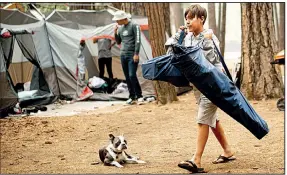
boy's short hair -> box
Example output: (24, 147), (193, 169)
(184, 4), (207, 24)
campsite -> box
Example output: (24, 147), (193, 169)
(0, 92), (284, 174)
(0, 2), (285, 174)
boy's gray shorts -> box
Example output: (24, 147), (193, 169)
(193, 63), (223, 128)
(194, 89), (218, 128)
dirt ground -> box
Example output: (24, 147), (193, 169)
(0, 91), (284, 174)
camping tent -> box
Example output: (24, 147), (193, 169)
(0, 8), (155, 112)
(45, 9), (155, 99)
(0, 26), (57, 116)
(0, 9), (93, 116)
(44, 9), (154, 94)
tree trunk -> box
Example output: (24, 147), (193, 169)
(208, 3), (217, 36)
(220, 3), (226, 56)
(279, 3), (285, 50)
(122, 3), (146, 16)
(217, 3), (222, 38)
(121, 3), (131, 14)
(111, 3), (122, 10)
(163, 3), (172, 37)
(241, 3), (283, 100)
(144, 3), (178, 105)
(170, 3), (184, 35)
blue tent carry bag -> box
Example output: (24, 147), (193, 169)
(142, 31), (189, 87)
(171, 44), (269, 139)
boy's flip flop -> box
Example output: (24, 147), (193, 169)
(178, 160), (206, 173)
(212, 155), (236, 164)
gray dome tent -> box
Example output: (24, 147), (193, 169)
(0, 26), (57, 117)
(0, 8), (156, 117)
(44, 9), (155, 100)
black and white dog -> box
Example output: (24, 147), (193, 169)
(99, 134), (146, 168)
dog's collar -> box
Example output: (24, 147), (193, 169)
(109, 148), (122, 154)
(112, 149), (122, 154)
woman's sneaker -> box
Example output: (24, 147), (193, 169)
(126, 98), (136, 105)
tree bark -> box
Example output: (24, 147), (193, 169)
(208, 3), (217, 36)
(111, 3), (122, 10)
(279, 3), (285, 50)
(220, 3), (226, 56)
(122, 3), (146, 16)
(144, 3), (178, 105)
(241, 3), (283, 100)
(163, 3), (172, 37)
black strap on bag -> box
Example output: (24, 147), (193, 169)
(172, 29), (186, 54)
(211, 39), (233, 81)
(178, 30), (186, 45)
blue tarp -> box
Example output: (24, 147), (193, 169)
(170, 44), (269, 139)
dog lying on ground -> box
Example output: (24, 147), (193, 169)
(99, 134), (146, 168)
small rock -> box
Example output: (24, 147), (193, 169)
(81, 138), (86, 140)
(45, 141), (52, 144)
(44, 129), (54, 133)
(254, 145), (261, 147)
(41, 121), (49, 124)
(58, 155), (65, 158)
(61, 158), (66, 160)
(252, 167), (259, 169)
(148, 110), (152, 112)
(51, 107), (55, 110)
(41, 162), (51, 165)
(22, 144), (26, 147)
(10, 163), (14, 165)
(136, 122), (142, 125)
(91, 162), (100, 165)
